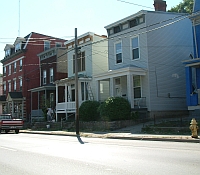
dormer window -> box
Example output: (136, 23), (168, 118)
(44, 41), (50, 51)
(15, 42), (21, 52)
(114, 26), (121, 34)
(5, 49), (10, 57)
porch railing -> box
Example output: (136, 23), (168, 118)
(56, 102), (76, 112)
(134, 97), (146, 108)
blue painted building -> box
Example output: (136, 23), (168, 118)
(183, 0), (200, 112)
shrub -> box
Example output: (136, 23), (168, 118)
(79, 100), (100, 121)
(98, 97), (131, 121)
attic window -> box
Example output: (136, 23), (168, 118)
(114, 26), (121, 34)
(44, 41), (50, 51)
(130, 19), (138, 28)
(15, 43), (21, 52)
(5, 49), (10, 57)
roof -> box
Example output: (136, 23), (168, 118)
(8, 92), (23, 99)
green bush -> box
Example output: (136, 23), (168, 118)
(79, 100), (100, 121)
(98, 97), (131, 121)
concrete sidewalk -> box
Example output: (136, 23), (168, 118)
(20, 129), (200, 143)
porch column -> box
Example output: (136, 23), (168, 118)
(12, 101), (14, 117)
(56, 84), (58, 121)
(96, 80), (100, 102)
(185, 67), (193, 106)
(110, 77), (114, 97)
(37, 91), (40, 117)
(68, 84), (71, 101)
(65, 83), (68, 103)
(127, 74), (134, 108)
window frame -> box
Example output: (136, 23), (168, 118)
(73, 51), (86, 73)
(15, 42), (21, 52)
(19, 78), (22, 91)
(13, 79), (16, 91)
(14, 62), (17, 73)
(3, 66), (6, 77)
(8, 65), (11, 75)
(133, 75), (141, 99)
(44, 41), (50, 51)
(131, 36), (140, 60)
(115, 41), (123, 64)
(19, 59), (22, 71)
(50, 68), (53, 83)
(43, 70), (47, 85)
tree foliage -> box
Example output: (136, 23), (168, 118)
(98, 97), (131, 121)
(168, 0), (194, 14)
(79, 100), (100, 121)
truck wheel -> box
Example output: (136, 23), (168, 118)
(15, 129), (19, 134)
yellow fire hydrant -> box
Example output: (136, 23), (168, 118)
(189, 118), (198, 138)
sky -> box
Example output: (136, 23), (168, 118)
(0, 0), (183, 74)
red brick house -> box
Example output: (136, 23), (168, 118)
(29, 47), (68, 121)
(0, 32), (66, 120)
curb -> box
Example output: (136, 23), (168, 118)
(20, 130), (200, 143)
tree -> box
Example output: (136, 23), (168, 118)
(168, 0), (194, 14)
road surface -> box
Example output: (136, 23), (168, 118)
(0, 133), (199, 175)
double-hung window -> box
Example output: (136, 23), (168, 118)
(43, 70), (47, 84)
(73, 51), (85, 73)
(50, 68), (53, 83)
(8, 81), (11, 92)
(19, 78), (22, 91)
(19, 59), (22, 70)
(131, 36), (139, 60)
(8, 65), (11, 75)
(115, 42), (122, 64)
(15, 43), (21, 52)
(13, 79), (16, 91)
(14, 62), (16, 73)
(133, 75), (141, 98)
(5, 49), (10, 57)
(3, 66), (6, 76)
(3, 82), (6, 94)
(44, 41), (50, 51)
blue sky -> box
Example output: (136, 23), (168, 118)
(0, 0), (183, 73)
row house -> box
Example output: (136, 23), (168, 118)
(183, 0), (200, 116)
(94, 0), (194, 118)
(54, 32), (108, 121)
(29, 47), (68, 120)
(0, 32), (66, 120)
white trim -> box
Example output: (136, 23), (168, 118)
(23, 33), (32, 49)
(3, 56), (25, 67)
(130, 35), (140, 61)
(114, 40), (123, 64)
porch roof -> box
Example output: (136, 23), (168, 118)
(28, 84), (55, 92)
(182, 58), (200, 67)
(93, 66), (147, 81)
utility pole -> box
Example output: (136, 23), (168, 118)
(75, 28), (79, 135)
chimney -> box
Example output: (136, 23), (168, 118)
(153, 0), (167, 12)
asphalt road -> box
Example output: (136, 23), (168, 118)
(0, 133), (200, 175)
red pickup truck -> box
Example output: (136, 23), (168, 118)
(0, 114), (23, 134)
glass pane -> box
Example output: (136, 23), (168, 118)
(115, 43), (122, 53)
(132, 48), (139, 59)
(116, 53), (122, 63)
(132, 37), (138, 48)
(134, 87), (141, 98)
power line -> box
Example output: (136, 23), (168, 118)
(117, 0), (154, 9)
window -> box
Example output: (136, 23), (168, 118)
(9, 65), (11, 75)
(130, 19), (138, 28)
(15, 43), (21, 52)
(133, 76), (141, 98)
(44, 41), (50, 51)
(3, 82), (6, 94)
(3, 66), (6, 76)
(114, 26), (121, 33)
(50, 68), (53, 83)
(55, 42), (62, 47)
(8, 81), (11, 92)
(131, 37), (139, 60)
(73, 51), (86, 73)
(19, 59), (22, 70)
(13, 79), (16, 91)
(14, 62), (16, 73)
(19, 78), (22, 91)
(43, 70), (47, 84)
(5, 49), (10, 57)
(115, 42), (122, 64)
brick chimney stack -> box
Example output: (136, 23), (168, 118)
(153, 0), (167, 12)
